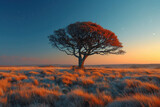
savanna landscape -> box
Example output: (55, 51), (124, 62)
(0, 65), (160, 107)
(1, 0), (160, 107)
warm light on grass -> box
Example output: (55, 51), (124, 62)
(0, 66), (159, 106)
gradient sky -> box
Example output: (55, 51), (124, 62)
(0, 0), (160, 65)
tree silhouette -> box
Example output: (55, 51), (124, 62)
(48, 22), (125, 68)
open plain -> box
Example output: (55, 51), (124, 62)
(0, 65), (160, 107)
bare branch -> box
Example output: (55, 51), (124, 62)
(48, 22), (125, 67)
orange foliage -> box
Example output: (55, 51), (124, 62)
(73, 21), (123, 47)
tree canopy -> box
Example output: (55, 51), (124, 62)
(48, 22), (125, 68)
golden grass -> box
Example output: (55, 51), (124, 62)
(0, 79), (11, 92)
(125, 79), (159, 90)
(0, 97), (7, 104)
(29, 71), (40, 75)
(71, 89), (105, 106)
(78, 76), (94, 86)
(125, 79), (142, 88)
(46, 76), (55, 81)
(60, 75), (77, 85)
(113, 94), (160, 107)
(92, 71), (103, 77)
(0, 66), (159, 106)
(0, 88), (3, 96)
(33, 79), (39, 85)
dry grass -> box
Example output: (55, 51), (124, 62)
(0, 79), (11, 92)
(33, 79), (39, 85)
(46, 76), (55, 81)
(78, 76), (94, 86)
(0, 66), (159, 107)
(29, 71), (40, 75)
(69, 89), (105, 106)
(108, 93), (160, 107)
(8, 86), (62, 106)
(0, 88), (3, 96)
(59, 74), (77, 85)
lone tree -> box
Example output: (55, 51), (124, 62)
(48, 22), (125, 68)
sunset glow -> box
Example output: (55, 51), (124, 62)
(0, 0), (160, 65)
(1, 1), (160, 106)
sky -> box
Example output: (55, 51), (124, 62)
(0, 0), (160, 65)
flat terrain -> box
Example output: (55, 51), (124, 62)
(0, 66), (160, 107)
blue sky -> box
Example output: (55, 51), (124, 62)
(0, 0), (160, 65)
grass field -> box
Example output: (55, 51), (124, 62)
(0, 66), (160, 107)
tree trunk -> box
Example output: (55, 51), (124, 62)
(78, 55), (88, 69)
(78, 57), (84, 68)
